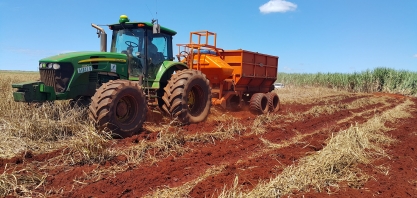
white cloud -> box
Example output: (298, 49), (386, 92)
(259, 0), (297, 14)
(413, 54), (417, 58)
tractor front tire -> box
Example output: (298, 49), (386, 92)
(249, 93), (269, 115)
(161, 69), (211, 124)
(265, 92), (280, 112)
(89, 80), (147, 138)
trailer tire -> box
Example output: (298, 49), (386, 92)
(161, 69), (211, 124)
(242, 93), (253, 103)
(249, 93), (268, 115)
(265, 92), (280, 112)
(89, 80), (147, 138)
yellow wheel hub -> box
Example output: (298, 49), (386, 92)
(188, 91), (195, 107)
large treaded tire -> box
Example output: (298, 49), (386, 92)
(161, 69), (211, 124)
(88, 80), (147, 138)
(249, 93), (269, 115)
(265, 92), (280, 112)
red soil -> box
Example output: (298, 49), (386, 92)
(2, 93), (416, 197)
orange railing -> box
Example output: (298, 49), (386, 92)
(176, 31), (224, 70)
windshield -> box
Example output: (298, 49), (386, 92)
(110, 29), (145, 55)
(111, 29), (173, 59)
(110, 28), (174, 78)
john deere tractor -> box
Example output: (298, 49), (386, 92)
(12, 15), (212, 137)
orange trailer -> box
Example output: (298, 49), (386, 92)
(177, 31), (280, 114)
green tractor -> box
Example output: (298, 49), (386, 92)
(12, 15), (212, 137)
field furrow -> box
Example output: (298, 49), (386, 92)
(1, 72), (416, 198)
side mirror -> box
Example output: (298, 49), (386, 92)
(153, 23), (160, 34)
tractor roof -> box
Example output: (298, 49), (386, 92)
(109, 22), (177, 36)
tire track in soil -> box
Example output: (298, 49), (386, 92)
(272, 94), (367, 116)
(188, 95), (401, 197)
(0, 93), (402, 197)
(64, 94), (402, 198)
(291, 96), (417, 197)
(68, 134), (264, 197)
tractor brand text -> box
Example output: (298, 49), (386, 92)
(78, 65), (93, 74)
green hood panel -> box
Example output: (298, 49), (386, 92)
(149, 61), (188, 88)
(40, 51), (127, 62)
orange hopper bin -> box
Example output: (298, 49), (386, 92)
(177, 31), (278, 109)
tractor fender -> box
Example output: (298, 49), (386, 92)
(150, 61), (188, 88)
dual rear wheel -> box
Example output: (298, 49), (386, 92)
(88, 69), (212, 138)
(249, 92), (280, 115)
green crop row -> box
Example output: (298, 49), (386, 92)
(277, 67), (417, 96)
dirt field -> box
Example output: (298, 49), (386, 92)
(1, 86), (417, 197)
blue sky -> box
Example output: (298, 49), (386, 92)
(0, 0), (416, 73)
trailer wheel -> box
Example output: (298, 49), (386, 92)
(249, 93), (269, 115)
(265, 92), (280, 112)
(89, 80), (147, 138)
(242, 93), (253, 103)
(161, 69), (211, 124)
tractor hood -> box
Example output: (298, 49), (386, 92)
(40, 51), (127, 62)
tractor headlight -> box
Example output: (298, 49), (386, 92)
(47, 63), (53, 69)
(52, 63), (60, 70)
(39, 63), (42, 69)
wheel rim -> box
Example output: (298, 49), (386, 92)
(188, 85), (204, 116)
(116, 95), (135, 123)
(188, 90), (196, 108)
(272, 95), (279, 109)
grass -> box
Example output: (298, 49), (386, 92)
(121, 122), (188, 165)
(219, 98), (414, 197)
(278, 67), (417, 96)
(250, 113), (280, 135)
(0, 72), (114, 164)
(0, 164), (48, 197)
(143, 165), (227, 198)
(0, 70), (415, 197)
(185, 115), (247, 143)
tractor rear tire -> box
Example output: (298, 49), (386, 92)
(161, 69), (211, 124)
(265, 92), (280, 112)
(88, 80), (147, 138)
(249, 93), (269, 115)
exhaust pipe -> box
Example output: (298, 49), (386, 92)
(91, 23), (107, 52)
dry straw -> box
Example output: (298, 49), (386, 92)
(1, 71), (415, 197)
(219, 99), (413, 197)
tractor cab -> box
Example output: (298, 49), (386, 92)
(108, 15), (176, 80)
